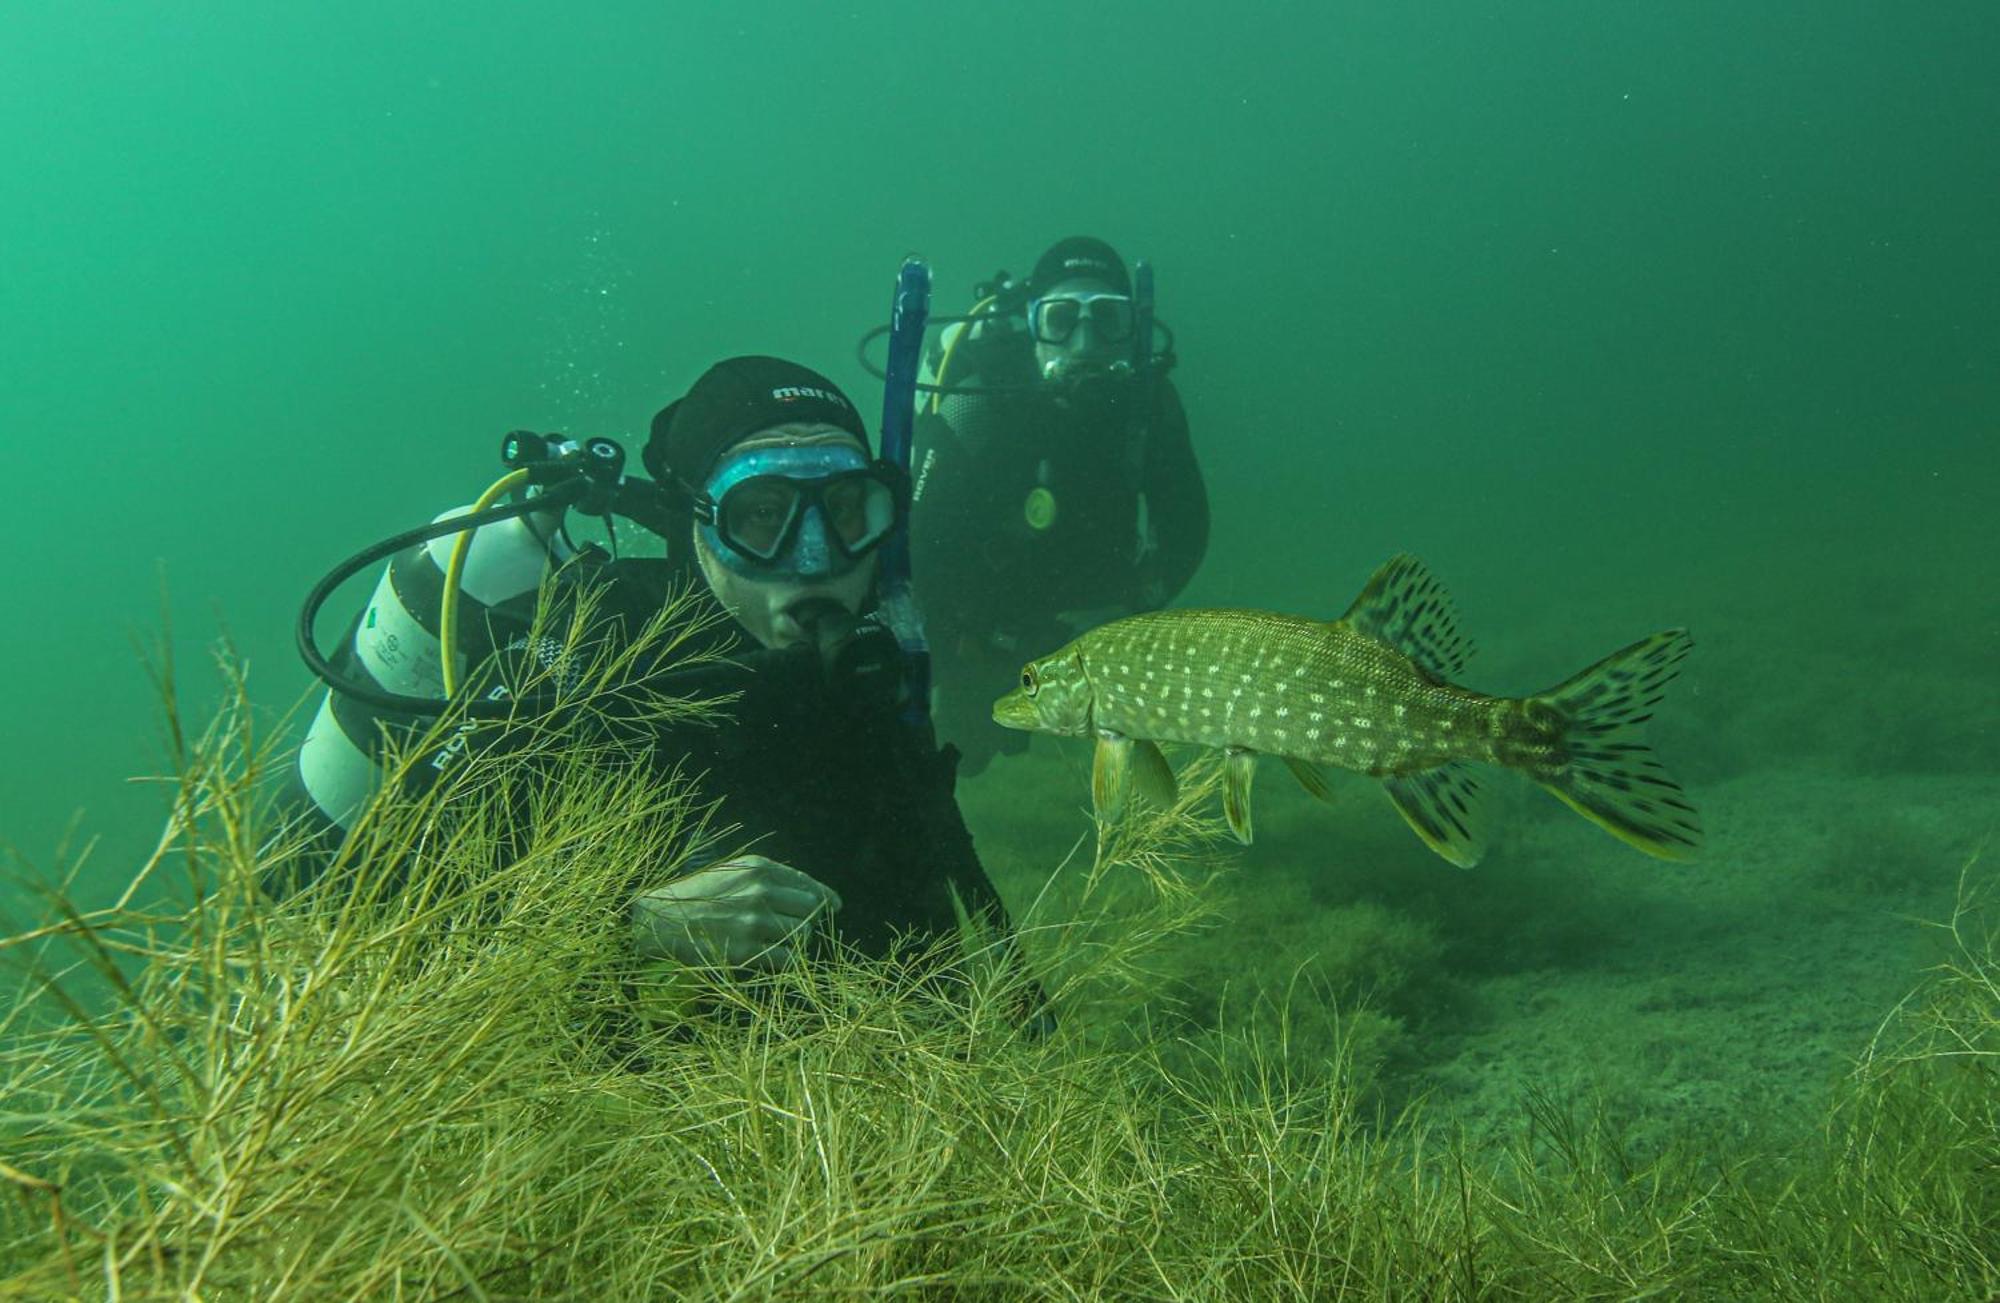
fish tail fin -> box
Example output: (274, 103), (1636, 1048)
(1524, 629), (1703, 861)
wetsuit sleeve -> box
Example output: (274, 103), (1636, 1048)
(1137, 379), (1209, 606)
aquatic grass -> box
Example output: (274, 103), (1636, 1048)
(1457, 847), (1999, 1301)
(2, 598), (1996, 1297)
(1795, 849), (2000, 1292)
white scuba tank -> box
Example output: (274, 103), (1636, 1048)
(295, 502), (571, 832)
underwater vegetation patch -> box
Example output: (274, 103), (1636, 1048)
(1, 622), (1995, 1299)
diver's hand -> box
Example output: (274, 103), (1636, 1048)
(631, 855), (843, 973)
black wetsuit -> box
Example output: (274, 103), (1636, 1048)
(911, 327), (1209, 761)
(277, 552), (1015, 960)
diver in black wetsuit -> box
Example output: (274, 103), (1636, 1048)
(285, 356), (1019, 987)
(911, 237), (1210, 774)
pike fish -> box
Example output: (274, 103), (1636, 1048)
(990, 555), (1701, 866)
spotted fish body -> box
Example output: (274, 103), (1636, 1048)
(1080, 609), (1502, 773)
(992, 555), (1702, 866)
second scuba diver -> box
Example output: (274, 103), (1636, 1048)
(285, 356), (1027, 1010)
(909, 236), (1210, 773)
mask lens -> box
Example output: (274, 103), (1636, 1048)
(1086, 295), (1134, 342)
(718, 479), (801, 560)
(1033, 297), (1083, 343)
(821, 474), (897, 555)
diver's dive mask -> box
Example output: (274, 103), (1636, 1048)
(693, 444), (903, 577)
(1027, 291), (1135, 347)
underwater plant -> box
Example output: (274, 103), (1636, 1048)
(1, 600), (1994, 1298)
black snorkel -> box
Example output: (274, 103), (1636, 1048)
(1124, 259), (1160, 475)
(1130, 259), (1156, 381)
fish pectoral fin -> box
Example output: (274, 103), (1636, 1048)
(1283, 757), (1338, 805)
(1130, 739), (1179, 809)
(1381, 763), (1490, 869)
(1092, 733), (1133, 823)
(1222, 748), (1257, 845)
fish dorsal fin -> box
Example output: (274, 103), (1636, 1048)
(1338, 554), (1473, 681)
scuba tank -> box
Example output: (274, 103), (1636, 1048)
(293, 434), (644, 836)
(293, 499), (571, 832)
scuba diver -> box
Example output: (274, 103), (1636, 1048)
(907, 236), (1210, 773)
(285, 351), (1027, 1004)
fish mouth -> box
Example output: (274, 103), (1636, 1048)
(991, 688), (1038, 731)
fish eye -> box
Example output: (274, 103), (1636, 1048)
(1021, 667), (1039, 696)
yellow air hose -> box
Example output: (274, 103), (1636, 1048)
(927, 293), (998, 415)
(439, 468), (534, 698)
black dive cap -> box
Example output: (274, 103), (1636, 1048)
(1028, 236), (1130, 296)
(644, 355), (870, 487)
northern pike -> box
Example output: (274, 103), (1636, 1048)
(990, 555), (1701, 866)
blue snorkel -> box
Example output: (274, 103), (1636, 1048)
(877, 256), (933, 726)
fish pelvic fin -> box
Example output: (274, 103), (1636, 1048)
(1382, 763), (1489, 868)
(1338, 554), (1474, 681)
(1283, 756), (1338, 804)
(1131, 739), (1179, 809)
(1223, 748), (1257, 844)
(1527, 629), (1703, 861)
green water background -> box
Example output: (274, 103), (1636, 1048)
(3, 1), (1994, 1138)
